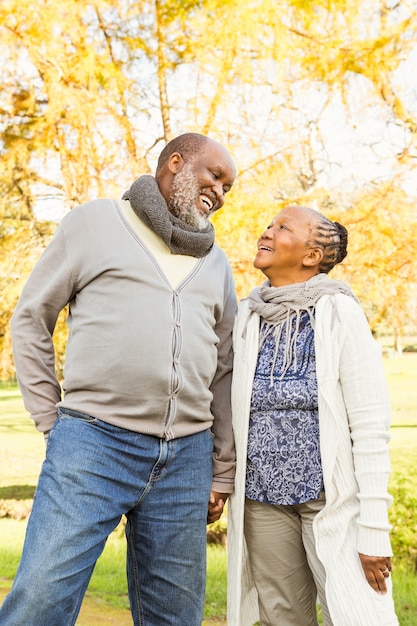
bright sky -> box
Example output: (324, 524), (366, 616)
(30, 41), (417, 222)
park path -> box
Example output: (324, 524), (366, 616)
(0, 580), (226, 625)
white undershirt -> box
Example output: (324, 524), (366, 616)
(117, 199), (199, 289)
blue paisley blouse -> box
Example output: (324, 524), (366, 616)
(245, 311), (323, 505)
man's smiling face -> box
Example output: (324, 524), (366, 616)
(168, 163), (215, 230)
(167, 140), (235, 231)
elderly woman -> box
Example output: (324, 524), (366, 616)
(227, 206), (398, 626)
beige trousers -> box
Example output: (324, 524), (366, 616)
(244, 493), (333, 626)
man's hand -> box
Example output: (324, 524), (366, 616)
(207, 490), (228, 524)
(359, 553), (392, 594)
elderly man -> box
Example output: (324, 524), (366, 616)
(0, 133), (237, 626)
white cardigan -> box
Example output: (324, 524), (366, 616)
(227, 294), (398, 626)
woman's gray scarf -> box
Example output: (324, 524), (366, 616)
(248, 273), (358, 382)
(122, 175), (215, 258)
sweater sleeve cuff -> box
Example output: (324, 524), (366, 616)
(211, 477), (235, 495)
(357, 525), (393, 557)
(356, 490), (393, 556)
(32, 410), (58, 433)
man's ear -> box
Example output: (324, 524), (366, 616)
(303, 247), (323, 268)
(167, 152), (184, 174)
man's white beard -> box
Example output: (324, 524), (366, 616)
(168, 166), (210, 231)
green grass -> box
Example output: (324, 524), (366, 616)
(1, 353), (417, 622)
(205, 545), (228, 620)
(384, 353), (417, 427)
(0, 519), (27, 578)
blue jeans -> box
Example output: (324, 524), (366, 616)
(0, 409), (213, 625)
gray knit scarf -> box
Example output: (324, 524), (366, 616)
(248, 273), (358, 381)
(122, 175), (214, 258)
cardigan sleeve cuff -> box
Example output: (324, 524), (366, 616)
(357, 525), (393, 557)
(356, 491), (393, 556)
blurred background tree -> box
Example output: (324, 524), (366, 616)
(1, 0), (416, 378)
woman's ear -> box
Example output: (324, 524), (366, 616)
(302, 247), (323, 268)
(167, 152), (184, 174)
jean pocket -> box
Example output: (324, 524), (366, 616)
(58, 407), (98, 423)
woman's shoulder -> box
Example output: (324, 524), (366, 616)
(318, 291), (363, 315)
(233, 297), (260, 344)
(317, 292), (372, 339)
(237, 296), (251, 310)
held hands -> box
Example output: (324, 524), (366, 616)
(207, 490), (228, 524)
(359, 553), (392, 595)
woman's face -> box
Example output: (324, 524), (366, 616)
(254, 206), (320, 286)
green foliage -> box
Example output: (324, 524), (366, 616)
(388, 424), (417, 572)
(205, 545), (228, 619)
(86, 525), (130, 611)
(383, 354), (417, 572)
(0, 519), (26, 578)
(207, 514), (228, 547)
(392, 569), (417, 626)
(389, 462), (417, 572)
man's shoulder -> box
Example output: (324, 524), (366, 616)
(209, 242), (231, 262)
(66, 198), (116, 217)
(206, 244), (234, 277)
(60, 199), (119, 230)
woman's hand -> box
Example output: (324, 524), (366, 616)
(359, 553), (392, 594)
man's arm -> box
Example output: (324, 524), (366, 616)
(11, 224), (75, 433)
(209, 264), (237, 498)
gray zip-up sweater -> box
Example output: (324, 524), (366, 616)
(11, 199), (237, 492)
